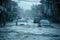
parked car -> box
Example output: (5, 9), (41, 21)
(39, 19), (51, 27)
(17, 19), (28, 26)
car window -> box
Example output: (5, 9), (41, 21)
(40, 20), (50, 24)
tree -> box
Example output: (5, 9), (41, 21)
(40, 0), (60, 23)
(0, 0), (11, 26)
(0, 0), (21, 27)
(31, 4), (43, 23)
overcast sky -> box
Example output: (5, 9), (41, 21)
(12, 0), (41, 10)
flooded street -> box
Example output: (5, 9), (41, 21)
(1, 0), (60, 40)
(0, 25), (60, 40)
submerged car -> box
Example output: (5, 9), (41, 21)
(39, 19), (51, 27)
(17, 19), (28, 26)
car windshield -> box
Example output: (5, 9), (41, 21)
(18, 20), (27, 22)
(40, 20), (50, 24)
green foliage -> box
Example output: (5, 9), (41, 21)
(0, 0), (21, 26)
(31, 4), (43, 23)
(40, 0), (60, 23)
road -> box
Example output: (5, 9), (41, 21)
(0, 22), (60, 40)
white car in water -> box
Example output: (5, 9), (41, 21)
(17, 19), (28, 26)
